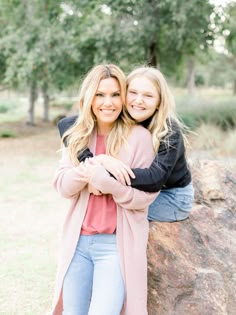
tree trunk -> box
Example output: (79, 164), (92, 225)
(147, 41), (157, 67)
(187, 58), (195, 96)
(42, 82), (50, 121)
(27, 80), (37, 125)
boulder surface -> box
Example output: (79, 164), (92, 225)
(147, 160), (236, 315)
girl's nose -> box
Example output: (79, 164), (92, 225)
(135, 94), (144, 104)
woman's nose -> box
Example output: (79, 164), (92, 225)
(103, 96), (112, 106)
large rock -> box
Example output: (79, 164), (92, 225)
(147, 160), (236, 315)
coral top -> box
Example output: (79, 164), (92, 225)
(81, 135), (117, 235)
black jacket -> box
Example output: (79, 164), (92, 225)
(57, 116), (191, 192)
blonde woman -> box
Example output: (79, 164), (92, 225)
(58, 66), (193, 223)
(52, 64), (157, 315)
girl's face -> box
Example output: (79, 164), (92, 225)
(126, 77), (160, 122)
(92, 77), (122, 135)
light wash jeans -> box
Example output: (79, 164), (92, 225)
(148, 182), (194, 222)
(62, 234), (125, 315)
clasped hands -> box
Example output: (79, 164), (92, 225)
(78, 155), (135, 196)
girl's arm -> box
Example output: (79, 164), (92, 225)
(130, 130), (183, 192)
(89, 165), (158, 210)
(95, 129), (184, 193)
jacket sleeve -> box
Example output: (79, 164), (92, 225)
(53, 148), (87, 199)
(130, 129), (183, 192)
(89, 127), (158, 210)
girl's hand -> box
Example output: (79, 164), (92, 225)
(95, 155), (135, 186)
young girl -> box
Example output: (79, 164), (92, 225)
(52, 64), (157, 315)
(58, 66), (194, 223)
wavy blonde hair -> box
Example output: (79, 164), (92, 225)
(127, 67), (186, 152)
(63, 64), (134, 165)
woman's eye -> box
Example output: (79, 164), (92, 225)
(95, 93), (103, 97)
(128, 90), (137, 95)
(113, 92), (120, 97)
(145, 94), (153, 98)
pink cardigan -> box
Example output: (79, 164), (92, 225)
(52, 125), (158, 315)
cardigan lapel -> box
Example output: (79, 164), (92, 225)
(88, 128), (97, 155)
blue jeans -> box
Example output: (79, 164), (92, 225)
(148, 182), (194, 222)
(62, 234), (125, 315)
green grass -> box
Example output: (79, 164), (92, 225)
(175, 89), (236, 131)
(0, 97), (28, 123)
(0, 133), (66, 315)
(0, 130), (16, 138)
(0, 100), (17, 113)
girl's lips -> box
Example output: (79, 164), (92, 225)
(131, 105), (145, 110)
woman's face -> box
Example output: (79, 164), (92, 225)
(126, 77), (160, 122)
(92, 77), (123, 135)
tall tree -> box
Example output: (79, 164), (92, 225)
(99, 0), (216, 93)
(0, 0), (90, 124)
(223, 2), (236, 94)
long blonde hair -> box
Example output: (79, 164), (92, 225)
(63, 64), (134, 165)
(127, 67), (186, 152)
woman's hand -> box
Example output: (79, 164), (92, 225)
(95, 155), (135, 186)
(77, 160), (99, 183)
(88, 183), (102, 196)
(78, 161), (102, 195)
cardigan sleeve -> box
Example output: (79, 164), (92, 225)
(53, 147), (87, 199)
(89, 127), (158, 210)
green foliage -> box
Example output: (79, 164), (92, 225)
(0, 101), (16, 113)
(0, 130), (16, 138)
(0, 0), (90, 90)
(222, 2), (236, 94)
(224, 3), (236, 56)
(0, 105), (8, 113)
(0, 0), (232, 94)
(50, 99), (74, 111)
(195, 74), (205, 86)
(177, 97), (236, 131)
(104, 0), (216, 72)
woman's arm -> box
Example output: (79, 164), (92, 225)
(79, 127), (158, 210)
(53, 147), (88, 199)
(89, 165), (158, 210)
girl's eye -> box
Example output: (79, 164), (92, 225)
(145, 94), (153, 98)
(113, 92), (120, 97)
(128, 90), (137, 95)
(95, 93), (103, 97)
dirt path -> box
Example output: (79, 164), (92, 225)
(0, 123), (68, 315)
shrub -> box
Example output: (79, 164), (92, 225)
(0, 101), (17, 114)
(0, 130), (16, 138)
(50, 99), (74, 111)
(0, 105), (9, 113)
(177, 98), (236, 131)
